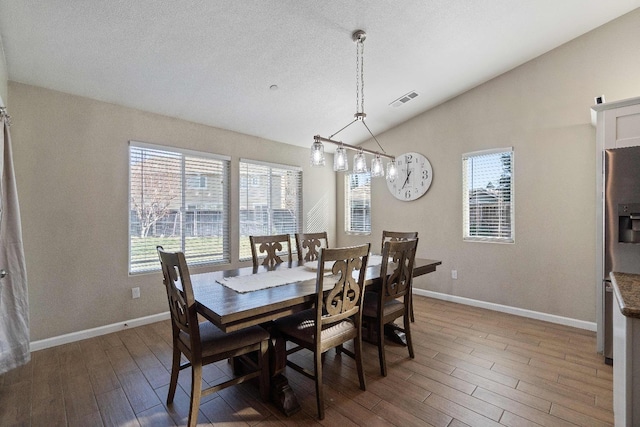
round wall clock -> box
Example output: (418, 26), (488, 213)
(386, 152), (433, 201)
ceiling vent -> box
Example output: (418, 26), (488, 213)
(389, 91), (419, 108)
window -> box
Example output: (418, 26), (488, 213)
(129, 142), (230, 273)
(239, 159), (302, 260)
(462, 148), (514, 243)
(186, 174), (207, 189)
(345, 173), (371, 234)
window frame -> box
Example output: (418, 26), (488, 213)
(462, 147), (514, 244)
(128, 141), (230, 274)
(345, 172), (372, 235)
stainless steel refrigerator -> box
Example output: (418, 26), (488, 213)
(602, 145), (640, 363)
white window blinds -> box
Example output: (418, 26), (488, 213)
(462, 148), (514, 243)
(239, 159), (302, 260)
(345, 173), (371, 234)
(129, 143), (230, 273)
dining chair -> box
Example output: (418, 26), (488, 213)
(381, 230), (418, 322)
(381, 230), (418, 253)
(295, 231), (329, 262)
(363, 238), (418, 377)
(157, 247), (270, 427)
(249, 234), (293, 268)
(273, 243), (370, 420)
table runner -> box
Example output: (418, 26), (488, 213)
(218, 254), (385, 293)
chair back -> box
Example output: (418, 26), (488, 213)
(249, 234), (293, 268)
(295, 232), (329, 262)
(381, 230), (418, 253)
(315, 244), (370, 335)
(380, 239), (418, 305)
(157, 247), (200, 345)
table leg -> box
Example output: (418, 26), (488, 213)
(269, 328), (301, 416)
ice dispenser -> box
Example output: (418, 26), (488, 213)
(618, 203), (640, 243)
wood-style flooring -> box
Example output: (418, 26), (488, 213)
(0, 296), (613, 426)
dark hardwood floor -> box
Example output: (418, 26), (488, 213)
(0, 296), (613, 426)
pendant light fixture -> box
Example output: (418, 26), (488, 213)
(310, 30), (396, 179)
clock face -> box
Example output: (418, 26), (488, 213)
(386, 152), (433, 201)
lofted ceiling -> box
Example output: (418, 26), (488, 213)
(1, 1), (639, 149)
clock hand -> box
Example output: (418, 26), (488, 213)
(401, 169), (412, 189)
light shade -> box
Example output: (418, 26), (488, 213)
(353, 150), (368, 173)
(333, 146), (349, 171)
(386, 160), (398, 182)
(310, 140), (325, 166)
(371, 155), (384, 177)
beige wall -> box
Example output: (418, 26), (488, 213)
(338, 9), (640, 323)
(8, 82), (336, 340)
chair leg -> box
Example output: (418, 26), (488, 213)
(409, 293), (415, 323)
(404, 311), (415, 359)
(188, 364), (203, 427)
(314, 350), (325, 420)
(258, 340), (270, 402)
(354, 336), (366, 391)
(167, 344), (181, 404)
(378, 319), (387, 377)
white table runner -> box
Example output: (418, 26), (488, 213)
(217, 254), (385, 293)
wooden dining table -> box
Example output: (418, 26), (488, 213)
(189, 257), (442, 415)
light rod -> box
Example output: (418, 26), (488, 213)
(313, 135), (395, 160)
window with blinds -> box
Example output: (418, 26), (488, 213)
(462, 148), (514, 243)
(129, 142), (230, 273)
(345, 173), (371, 234)
(239, 159), (302, 260)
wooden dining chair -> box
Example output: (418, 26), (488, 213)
(381, 230), (418, 322)
(249, 234), (293, 268)
(273, 244), (370, 420)
(381, 230), (418, 253)
(157, 247), (270, 427)
(295, 231), (329, 262)
(363, 238), (418, 377)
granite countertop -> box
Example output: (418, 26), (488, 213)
(610, 272), (640, 318)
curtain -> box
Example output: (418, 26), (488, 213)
(0, 108), (30, 374)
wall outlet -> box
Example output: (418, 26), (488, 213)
(451, 270), (458, 280)
(132, 287), (141, 299)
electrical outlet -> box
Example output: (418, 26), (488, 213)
(132, 287), (140, 299)
(451, 270), (458, 280)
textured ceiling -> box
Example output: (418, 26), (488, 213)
(1, 1), (639, 149)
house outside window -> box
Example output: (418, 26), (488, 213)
(462, 147), (514, 243)
(345, 173), (371, 234)
(129, 142), (230, 273)
(239, 159), (302, 260)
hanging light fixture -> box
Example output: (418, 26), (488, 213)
(333, 145), (349, 171)
(310, 30), (397, 180)
(310, 137), (325, 166)
(371, 154), (384, 177)
(353, 149), (368, 173)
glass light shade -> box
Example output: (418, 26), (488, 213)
(333, 146), (349, 171)
(386, 160), (398, 182)
(310, 140), (325, 166)
(353, 150), (368, 173)
(371, 155), (384, 177)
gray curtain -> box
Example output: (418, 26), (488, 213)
(0, 108), (30, 374)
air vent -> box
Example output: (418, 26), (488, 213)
(389, 91), (419, 108)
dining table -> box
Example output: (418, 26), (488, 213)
(189, 256), (442, 415)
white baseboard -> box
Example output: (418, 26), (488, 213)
(30, 311), (171, 352)
(29, 290), (596, 352)
(413, 289), (596, 332)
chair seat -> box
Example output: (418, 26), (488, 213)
(274, 308), (357, 345)
(363, 291), (405, 319)
(179, 322), (270, 356)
